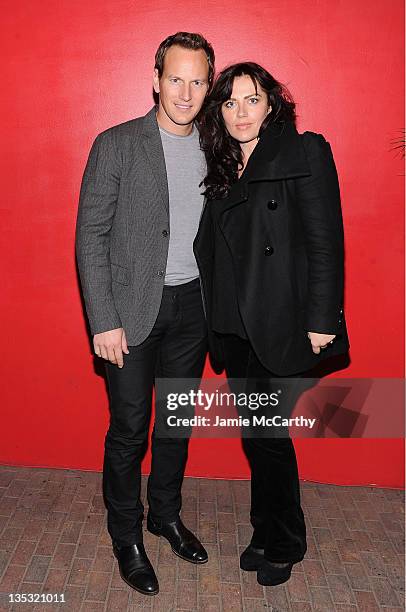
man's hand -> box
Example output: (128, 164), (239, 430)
(307, 331), (336, 354)
(93, 328), (129, 368)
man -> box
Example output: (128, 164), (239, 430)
(75, 32), (214, 596)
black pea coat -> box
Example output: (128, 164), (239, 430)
(193, 120), (350, 376)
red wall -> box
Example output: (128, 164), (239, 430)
(2, 0), (404, 487)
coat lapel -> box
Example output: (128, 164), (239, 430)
(219, 120), (312, 213)
(141, 107), (169, 214)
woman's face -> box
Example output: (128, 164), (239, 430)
(221, 75), (271, 144)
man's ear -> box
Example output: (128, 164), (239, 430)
(153, 68), (160, 94)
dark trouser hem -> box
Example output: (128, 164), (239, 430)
(113, 537), (144, 549)
(264, 552), (307, 564)
(147, 512), (180, 526)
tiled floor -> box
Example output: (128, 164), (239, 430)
(0, 466), (404, 611)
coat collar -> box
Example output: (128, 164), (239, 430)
(219, 120), (312, 211)
(141, 106), (169, 214)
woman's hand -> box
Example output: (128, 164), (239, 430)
(307, 332), (336, 354)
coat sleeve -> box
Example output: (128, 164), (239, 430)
(75, 129), (123, 335)
(295, 132), (345, 334)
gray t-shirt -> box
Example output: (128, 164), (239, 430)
(159, 124), (206, 285)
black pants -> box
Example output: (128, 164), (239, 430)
(221, 334), (307, 564)
(102, 278), (207, 547)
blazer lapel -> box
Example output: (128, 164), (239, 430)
(141, 107), (169, 214)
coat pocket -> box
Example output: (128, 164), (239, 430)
(111, 263), (131, 285)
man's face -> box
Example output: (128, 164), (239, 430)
(153, 45), (209, 134)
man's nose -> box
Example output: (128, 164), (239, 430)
(180, 84), (192, 101)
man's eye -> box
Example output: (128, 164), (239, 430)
(170, 78), (179, 83)
(193, 81), (203, 86)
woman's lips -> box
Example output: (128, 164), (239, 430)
(235, 123), (252, 129)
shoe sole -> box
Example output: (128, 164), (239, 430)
(147, 527), (208, 565)
(257, 570), (293, 587)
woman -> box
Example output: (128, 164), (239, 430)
(194, 63), (350, 586)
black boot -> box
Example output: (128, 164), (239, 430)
(113, 543), (159, 595)
(257, 560), (294, 586)
(147, 515), (208, 564)
(240, 544), (265, 571)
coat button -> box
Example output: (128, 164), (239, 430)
(162, 229), (168, 237)
(267, 200), (278, 210)
(264, 245), (274, 256)
(157, 270), (164, 277)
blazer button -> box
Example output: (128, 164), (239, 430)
(267, 200), (278, 210)
(264, 245), (274, 256)
(162, 230), (168, 237)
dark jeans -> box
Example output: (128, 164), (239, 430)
(221, 333), (307, 564)
(102, 278), (207, 547)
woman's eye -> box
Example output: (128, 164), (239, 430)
(224, 101), (235, 109)
(249, 97), (259, 104)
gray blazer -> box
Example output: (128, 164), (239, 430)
(75, 106), (172, 345)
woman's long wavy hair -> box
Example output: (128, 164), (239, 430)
(199, 62), (296, 200)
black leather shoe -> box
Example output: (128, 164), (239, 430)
(147, 515), (208, 564)
(257, 559), (294, 586)
(240, 544), (265, 571)
(113, 543), (159, 595)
